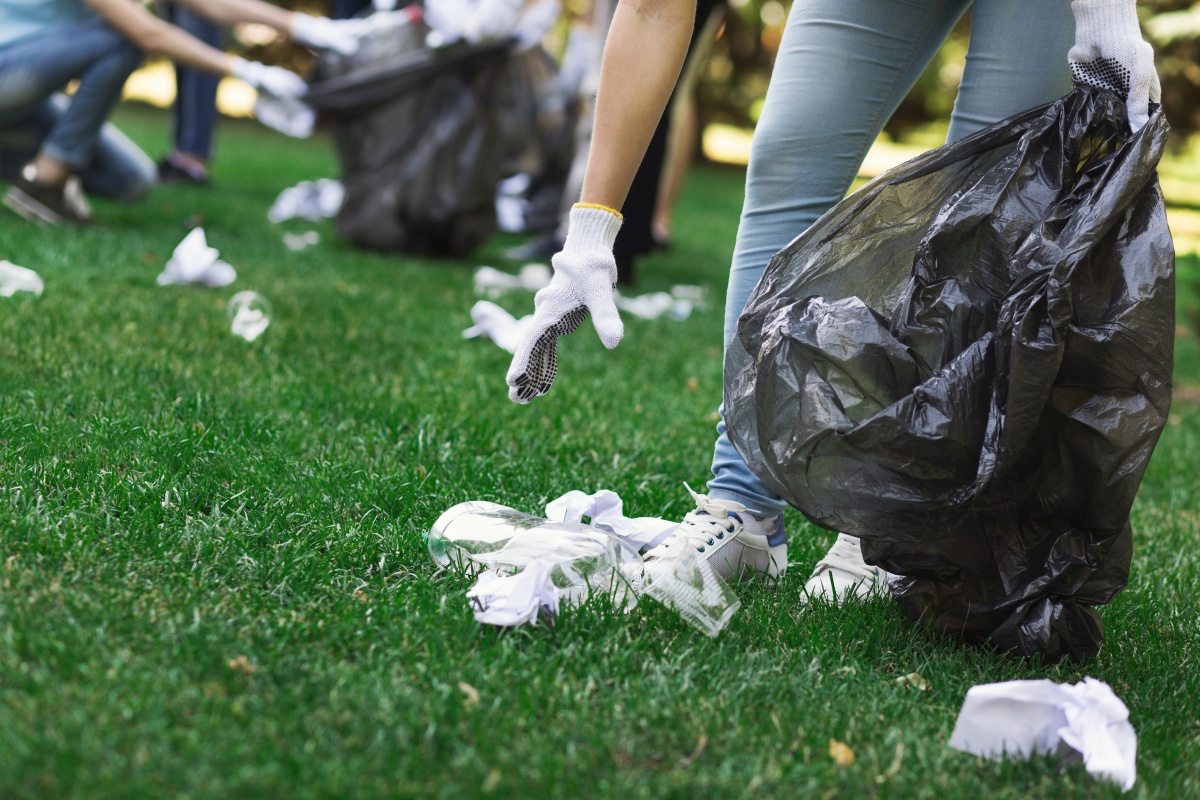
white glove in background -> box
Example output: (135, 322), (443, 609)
(425, 0), (523, 44)
(229, 57), (307, 101)
(505, 205), (623, 403)
(290, 14), (369, 56)
(1069, 0), (1161, 129)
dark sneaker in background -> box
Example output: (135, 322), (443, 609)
(157, 154), (209, 186)
(3, 166), (92, 225)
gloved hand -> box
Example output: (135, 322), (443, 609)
(426, 0), (522, 44)
(1069, 0), (1161, 130)
(506, 205), (624, 403)
(290, 13), (369, 56)
(229, 57), (308, 101)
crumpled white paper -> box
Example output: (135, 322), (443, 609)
(466, 560), (559, 626)
(268, 179), (344, 223)
(157, 228), (236, 287)
(545, 489), (678, 553)
(0, 260), (43, 297)
(226, 291), (271, 342)
(462, 300), (535, 353)
(283, 231), (320, 251)
(254, 93), (316, 139)
(948, 677), (1137, 791)
(473, 264), (552, 297)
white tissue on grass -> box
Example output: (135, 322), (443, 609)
(473, 263), (552, 297)
(0, 260), (43, 297)
(466, 561), (559, 626)
(283, 231), (320, 251)
(462, 300), (535, 353)
(268, 179), (344, 223)
(157, 228), (236, 287)
(227, 291), (271, 342)
(254, 93), (316, 139)
(545, 489), (678, 553)
(948, 678), (1137, 791)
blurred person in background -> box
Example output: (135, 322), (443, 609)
(504, 0), (1160, 594)
(0, 0), (368, 225)
(156, 1), (222, 185)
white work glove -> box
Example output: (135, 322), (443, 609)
(290, 14), (369, 56)
(229, 57), (308, 101)
(1069, 0), (1161, 130)
(506, 205), (624, 403)
(426, 0), (522, 44)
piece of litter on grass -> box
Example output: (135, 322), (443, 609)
(948, 677), (1137, 791)
(829, 739), (855, 767)
(472, 264), (552, 298)
(544, 489), (678, 553)
(457, 681), (481, 708)
(227, 291), (271, 342)
(157, 228), (236, 287)
(615, 289), (698, 321)
(254, 92), (316, 139)
(0, 260), (43, 296)
(283, 231), (320, 251)
(465, 561), (559, 626)
(268, 179), (344, 223)
(896, 672), (928, 691)
(462, 300), (535, 354)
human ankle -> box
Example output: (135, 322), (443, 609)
(30, 154), (68, 186)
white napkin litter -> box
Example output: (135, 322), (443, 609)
(473, 263), (552, 297)
(545, 489), (678, 553)
(227, 291), (271, 342)
(254, 93), (316, 139)
(462, 300), (535, 353)
(268, 179), (344, 223)
(283, 231), (320, 251)
(0, 260), (44, 296)
(948, 677), (1137, 791)
(466, 560), (560, 626)
(157, 228), (236, 287)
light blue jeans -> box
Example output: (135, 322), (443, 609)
(708, 0), (1074, 518)
(0, 18), (156, 200)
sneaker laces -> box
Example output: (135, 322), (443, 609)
(810, 533), (877, 581)
(645, 484), (745, 557)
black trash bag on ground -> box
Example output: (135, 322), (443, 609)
(308, 14), (511, 256)
(726, 88), (1174, 662)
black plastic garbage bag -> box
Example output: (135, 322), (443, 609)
(308, 15), (511, 256)
(726, 88), (1174, 662)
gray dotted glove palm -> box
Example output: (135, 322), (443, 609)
(1069, 0), (1161, 130)
(506, 205), (624, 403)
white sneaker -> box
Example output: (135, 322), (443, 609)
(643, 485), (788, 583)
(802, 533), (891, 603)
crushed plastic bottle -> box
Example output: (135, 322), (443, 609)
(226, 291), (271, 342)
(430, 500), (741, 636)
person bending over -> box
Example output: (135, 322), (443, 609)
(0, 0), (365, 224)
(504, 0), (1160, 597)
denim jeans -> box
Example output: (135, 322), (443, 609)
(707, 0), (1074, 515)
(162, 3), (221, 161)
(0, 18), (156, 200)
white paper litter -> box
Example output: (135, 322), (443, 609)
(462, 300), (535, 353)
(948, 677), (1137, 791)
(545, 489), (678, 553)
(254, 92), (316, 139)
(226, 291), (271, 342)
(0, 260), (43, 297)
(268, 179), (344, 224)
(466, 561), (559, 626)
(283, 231), (320, 251)
(473, 264), (552, 297)
(157, 228), (236, 287)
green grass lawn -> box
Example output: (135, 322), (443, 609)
(1, 104), (1198, 799)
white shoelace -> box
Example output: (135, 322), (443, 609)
(810, 533), (877, 581)
(646, 485), (743, 557)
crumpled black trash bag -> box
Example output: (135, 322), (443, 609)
(726, 88), (1174, 662)
(308, 14), (512, 256)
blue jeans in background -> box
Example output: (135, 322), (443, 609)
(0, 18), (155, 200)
(707, 0), (1075, 515)
(161, 2), (221, 161)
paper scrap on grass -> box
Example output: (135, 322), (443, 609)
(227, 291), (271, 342)
(615, 286), (702, 321)
(0, 260), (43, 296)
(268, 179), (344, 224)
(473, 264), (551, 297)
(283, 231), (320, 251)
(254, 93), (315, 139)
(545, 489), (678, 553)
(462, 300), (535, 354)
(948, 678), (1137, 791)
(157, 228), (236, 287)
(466, 560), (559, 626)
